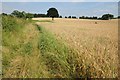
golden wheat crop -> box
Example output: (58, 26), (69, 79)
(36, 18), (118, 78)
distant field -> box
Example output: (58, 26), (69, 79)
(36, 18), (118, 78)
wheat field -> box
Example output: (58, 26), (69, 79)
(35, 18), (118, 78)
(2, 16), (119, 78)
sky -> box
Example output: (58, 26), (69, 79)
(1, 0), (119, 2)
(2, 2), (118, 17)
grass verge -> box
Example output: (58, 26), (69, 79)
(2, 16), (51, 78)
(37, 25), (95, 78)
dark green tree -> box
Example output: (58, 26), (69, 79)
(11, 10), (34, 19)
(21, 11), (26, 19)
(118, 16), (120, 19)
(47, 8), (59, 20)
(2, 13), (7, 16)
(93, 16), (97, 19)
(68, 16), (71, 18)
(11, 10), (26, 18)
(101, 14), (114, 20)
(81, 16), (85, 19)
(11, 10), (20, 17)
(26, 13), (34, 19)
(65, 16), (67, 18)
(72, 16), (77, 19)
(59, 15), (62, 18)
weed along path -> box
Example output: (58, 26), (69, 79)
(3, 23), (51, 78)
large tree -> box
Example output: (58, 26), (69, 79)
(11, 10), (26, 18)
(47, 8), (59, 20)
(101, 14), (114, 20)
(11, 10), (33, 19)
(11, 10), (21, 17)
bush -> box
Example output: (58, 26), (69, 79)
(2, 15), (28, 47)
(59, 16), (62, 18)
(72, 16), (77, 19)
(68, 16), (71, 18)
(65, 16), (67, 18)
(34, 14), (48, 17)
(26, 13), (34, 19)
(2, 15), (27, 32)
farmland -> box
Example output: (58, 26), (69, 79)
(2, 15), (119, 78)
(36, 18), (118, 78)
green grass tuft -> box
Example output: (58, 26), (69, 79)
(38, 26), (71, 77)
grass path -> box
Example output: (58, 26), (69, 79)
(3, 23), (51, 78)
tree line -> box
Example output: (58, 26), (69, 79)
(64, 14), (116, 20)
(1, 8), (59, 20)
(1, 7), (119, 20)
